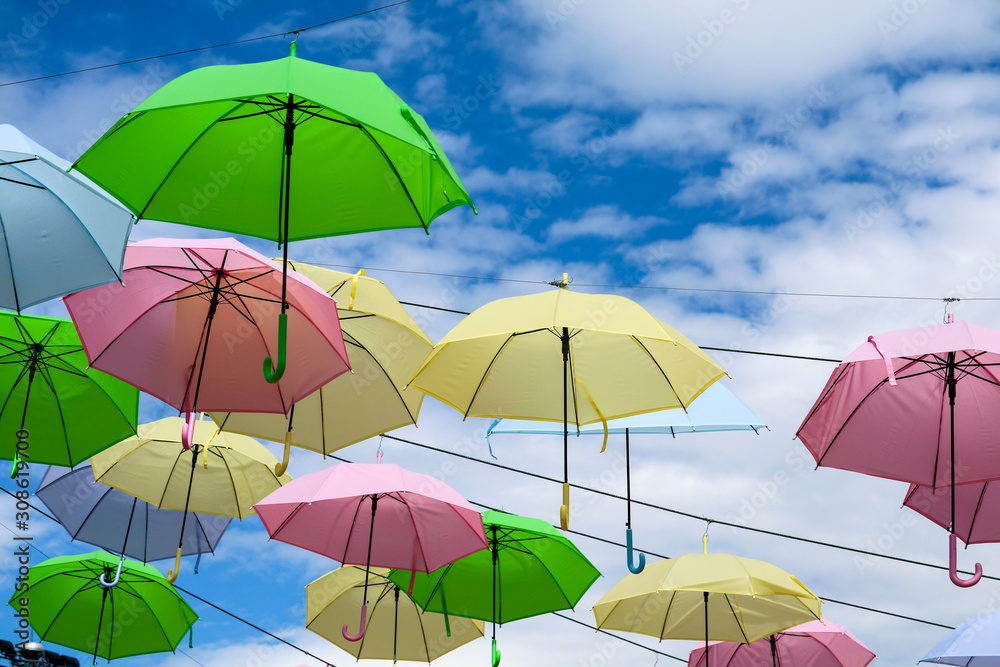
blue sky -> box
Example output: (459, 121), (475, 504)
(4, 1), (1000, 666)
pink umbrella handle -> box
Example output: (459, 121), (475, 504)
(181, 412), (196, 451)
(950, 533), (983, 587)
(342, 604), (367, 641)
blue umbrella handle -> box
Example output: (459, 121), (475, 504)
(99, 558), (124, 588)
(626, 528), (646, 574)
(181, 412), (196, 451)
(343, 603), (367, 641)
(560, 483), (570, 531)
(949, 533), (983, 587)
(263, 313), (288, 384)
(492, 638), (501, 667)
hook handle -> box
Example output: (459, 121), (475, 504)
(263, 312), (288, 383)
(492, 638), (501, 667)
(342, 604), (367, 641)
(950, 533), (983, 587)
(9, 451), (21, 480)
(166, 547), (182, 583)
(559, 483), (570, 531)
(181, 412), (196, 451)
(274, 429), (292, 477)
(626, 528), (646, 574)
(99, 558), (124, 588)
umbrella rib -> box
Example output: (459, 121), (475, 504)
(155, 444), (191, 510)
(35, 568), (104, 638)
(659, 590), (677, 640)
(0, 204), (19, 312)
(293, 106), (363, 129)
(340, 495), (369, 563)
(461, 333), (519, 419)
(968, 482), (989, 543)
(355, 124), (427, 231)
(723, 593), (751, 643)
(630, 335), (688, 408)
(0, 174), (45, 189)
(814, 376), (897, 468)
(518, 536), (578, 611)
(213, 446), (245, 518)
(350, 338), (419, 426)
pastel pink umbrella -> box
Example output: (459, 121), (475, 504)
(796, 318), (1000, 587)
(254, 459), (488, 643)
(688, 619), (875, 667)
(904, 479), (1000, 556)
(64, 238), (350, 449)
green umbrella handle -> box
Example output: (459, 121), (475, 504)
(9, 451), (21, 479)
(274, 429), (292, 477)
(492, 638), (501, 667)
(263, 312), (288, 383)
(167, 546), (182, 583)
(559, 483), (570, 531)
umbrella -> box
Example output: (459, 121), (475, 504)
(254, 459), (488, 641)
(687, 619), (875, 667)
(90, 416), (291, 582)
(0, 124), (134, 312)
(920, 609), (1000, 666)
(72, 42), (474, 382)
(7, 550), (198, 666)
(904, 481), (1000, 545)
(211, 262), (432, 475)
(593, 536), (822, 666)
(306, 565), (485, 664)
(0, 310), (138, 474)
(63, 237), (350, 450)
(796, 318), (1000, 586)
(407, 277), (727, 529)
(387, 509), (601, 667)
(488, 380), (765, 572)
(36, 462), (230, 565)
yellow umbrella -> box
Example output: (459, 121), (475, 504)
(90, 416), (291, 582)
(407, 276), (726, 529)
(307, 565), (485, 664)
(593, 536), (822, 661)
(211, 263), (432, 475)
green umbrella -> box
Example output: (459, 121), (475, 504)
(73, 41), (475, 382)
(7, 550), (198, 666)
(0, 311), (138, 475)
(388, 510), (601, 667)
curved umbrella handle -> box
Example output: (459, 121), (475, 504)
(274, 429), (292, 477)
(342, 604), (367, 641)
(492, 638), (501, 667)
(9, 451), (21, 480)
(626, 528), (646, 574)
(167, 547), (182, 583)
(181, 412), (196, 451)
(99, 558), (124, 588)
(950, 533), (983, 587)
(263, 312), (288, 384)
(560, 483), (570, 531)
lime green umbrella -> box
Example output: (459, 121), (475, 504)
(388, 510), (601, 667)
(0, 311), (138, 474)
(73, 41), (474, 382)
(7, 551), (198, 666)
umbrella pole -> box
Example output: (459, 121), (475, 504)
(10, 350), (39, 479)
(92, 586), (109, 667)
(183, 270), (225, 450)
(560, 326), (570, 531)
(947, 352), (983, 586)
(393, 586), (399, 665)
(704, 591), (709, 667)
(344, 494), (378, 641)
(99, 498), (138, 587)
(491, 524), (501, 667)
(625, 428), (645, 573)
(770, 635), (778, 667)
(167, 446), (199, 583)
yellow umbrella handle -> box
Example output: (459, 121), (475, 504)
(274, 430), (292, 477)
(167, 547), (182, 583)
(560, 483), (570, 531)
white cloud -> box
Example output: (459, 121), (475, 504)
(546, 204), (665, 242)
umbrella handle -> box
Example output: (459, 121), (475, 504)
(167, 547), (182, 583)
(949, 533), (983, 587)
(342, 603), (367, 641)
(263, 312), (288, 384)
(626, 528), (646, 574)
(99, 558), (124, 588)
(492, 638), (501, 667)
(274, 430), (292, 477)
(560, 483), (570, 530)
(8, 451), (21, 480)
(181, 412), (196, 451)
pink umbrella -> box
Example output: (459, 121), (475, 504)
(688, 619), (875, 667)
(796, 318), (1000, 587)
(254, 457), (488, 641)
(64, 238), (350, 449)
(904, 481), (1000, 545)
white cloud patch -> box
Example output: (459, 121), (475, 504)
(546, 204), (665, 242)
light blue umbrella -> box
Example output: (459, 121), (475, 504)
(0, 124), (134, 312)
(487, 381), (766, 574)
(920, 610), (1000, 666)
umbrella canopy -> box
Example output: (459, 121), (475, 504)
(0, 310), (138, 468)
(64, 237), (350, 448)
(920, 610), (1000, 666)
(592, 541), (822, 646)
(408, 282), (726, 528)
(307, 565), (485, 664)
(796, 319), (1000, 586)
(0, 124), (134, 312)
(904, 481), (1000, 545)
(36, 462), (230, 563)
(687, 619), (875, 667)
(211, 262), (432, 474)
(7, 550), (198, 664)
